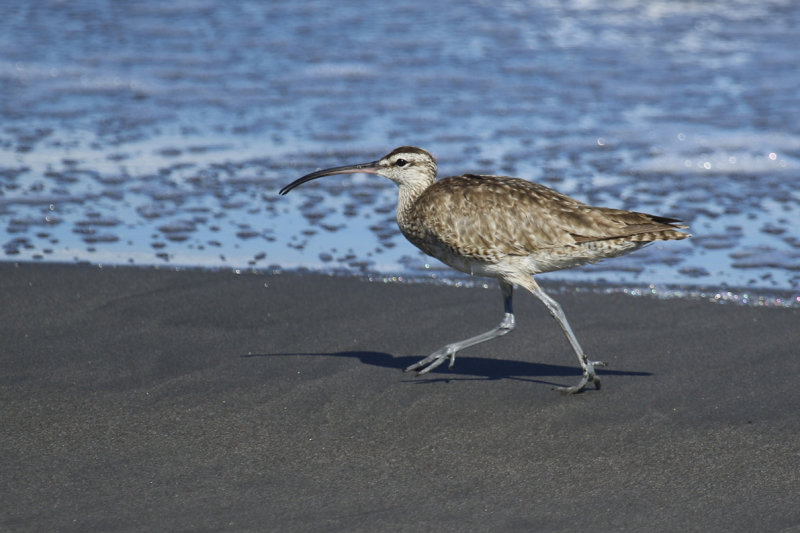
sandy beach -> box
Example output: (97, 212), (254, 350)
(1, 262), (798, 531)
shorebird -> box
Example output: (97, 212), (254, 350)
(280, 147), (690, 393)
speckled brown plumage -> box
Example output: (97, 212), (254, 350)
(399, 173), (689, 275)
(280, 146), (691, 394)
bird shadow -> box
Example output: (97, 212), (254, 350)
(242, 350), (651, 390)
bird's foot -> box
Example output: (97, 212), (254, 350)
(554, 360), (608, 395)
(404, 345), (457, 375)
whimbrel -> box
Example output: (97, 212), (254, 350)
(280, 147), (690, 393)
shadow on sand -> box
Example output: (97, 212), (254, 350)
(243, 350), (651, 390)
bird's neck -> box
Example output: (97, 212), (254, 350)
(396, 180), (431, 229)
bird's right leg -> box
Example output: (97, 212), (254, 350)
(523, 279), (607, 394)
(404, 281), (515, 375)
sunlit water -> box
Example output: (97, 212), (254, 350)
(1, 1), (798, 306)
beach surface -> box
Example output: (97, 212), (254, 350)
(1, 262), (798, 532)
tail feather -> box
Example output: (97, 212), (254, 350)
(626, 229), (691, 242)
(581, 208), (691, 242)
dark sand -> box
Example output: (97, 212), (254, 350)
(1, 262), (798, 532)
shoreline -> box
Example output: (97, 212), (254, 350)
(2, 261), (799, 531)
(3, 259), (797, 308)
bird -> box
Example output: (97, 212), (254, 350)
(279, 146), (690, 393)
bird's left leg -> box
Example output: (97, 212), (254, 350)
(523, 279), (607, 394)
(405, 280), (515, 375)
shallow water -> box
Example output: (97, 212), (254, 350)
(1, 1), (798, 305)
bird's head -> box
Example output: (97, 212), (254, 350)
(279, 146), (437, 195)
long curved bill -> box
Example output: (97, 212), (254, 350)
(279, 161), (381, 195)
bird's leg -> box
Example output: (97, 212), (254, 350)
(405, 281), (516, 375)
(525, 281), (607, 394)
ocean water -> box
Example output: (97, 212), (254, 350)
(1, 1), (798, 306)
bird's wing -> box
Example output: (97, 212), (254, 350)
(567, 208), (688, 243)
(411, 175), (686, 259)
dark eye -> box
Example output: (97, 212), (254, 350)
(395, 158), (408, 167)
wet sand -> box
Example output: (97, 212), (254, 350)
(1, 262), (798, 532)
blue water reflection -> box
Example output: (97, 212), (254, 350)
(0, 1), (798, 302)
